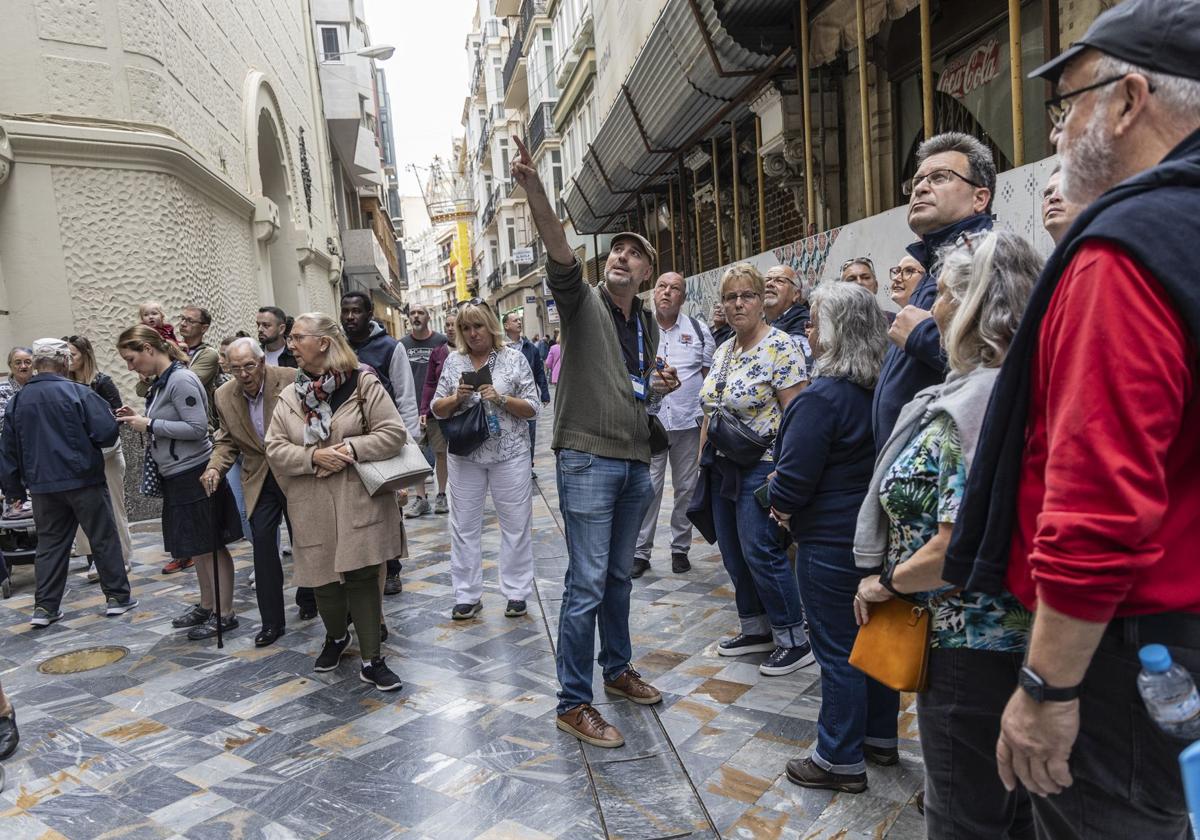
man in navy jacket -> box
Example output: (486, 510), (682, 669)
(504, 311), (551, 478)
(0, 339), (135, 625)
(872, 132), (996, 446)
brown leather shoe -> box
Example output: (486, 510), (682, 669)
(603, 668), (662, 705)
(556, 703), (624, 748)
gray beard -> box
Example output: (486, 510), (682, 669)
(604, 270), (635, 292)
(1060, 106), (1120, 206)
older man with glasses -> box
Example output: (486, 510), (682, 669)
(873, 132), (996, 446)
(763, 265), (813, 370)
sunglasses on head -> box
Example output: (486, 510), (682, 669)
(841, 257), (874, 272)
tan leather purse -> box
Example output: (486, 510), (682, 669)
(848, 596), (931, 693)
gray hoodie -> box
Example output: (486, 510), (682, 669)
(854, 366), (998, 570)
(147, 365), (212, 477)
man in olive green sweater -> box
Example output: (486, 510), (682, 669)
(513, 138), (680, 748)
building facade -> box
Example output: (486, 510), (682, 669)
(0, 0), (346, 388)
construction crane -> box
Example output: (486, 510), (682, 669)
(407, 157), (474, 226)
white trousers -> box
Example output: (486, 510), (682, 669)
(447, 452), (535, 604)
(636, 426), (702, 560)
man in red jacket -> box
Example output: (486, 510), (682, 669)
(971, 2), (1200, 836)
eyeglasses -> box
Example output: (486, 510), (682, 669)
(179, 316), (205, 326)
(285, 333), (318, 343)
(888, 266), (926, 280)
(840, 257), (874, 272)
(1044, 74), (1153, 126)
(228, 362), (260, 374)
(902, 168), (982, 197)
(721, 291), (760, 304)
(460, 298), (489, 309)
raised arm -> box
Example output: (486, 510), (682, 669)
(512, 136), (573, 266)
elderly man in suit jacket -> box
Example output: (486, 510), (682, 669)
(201, 338), (294, 647)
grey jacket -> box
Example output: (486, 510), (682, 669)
(147, 365), (212, 477)
(854, 367), (998, 570)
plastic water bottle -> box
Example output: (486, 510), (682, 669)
(1137, 644), (1200, 738)
(483, 400), (501, 438)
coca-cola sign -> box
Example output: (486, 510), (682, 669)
(937, 39), (1003, 100)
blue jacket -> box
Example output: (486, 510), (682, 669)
(515, 337), (551, 403)
(0, 373), (119, 497)
(872, 212), (993, 446)
(770, 376), (876, 548)
(350, 323), (399, 400)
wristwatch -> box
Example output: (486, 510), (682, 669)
(1019, 665), (1081, 703)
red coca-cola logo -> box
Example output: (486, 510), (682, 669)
(937, 39), (1002, 100)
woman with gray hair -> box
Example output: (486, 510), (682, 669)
(767, 281), (896, 793)
(0, 347), (33, 517)
(852, 230), (1042, 836)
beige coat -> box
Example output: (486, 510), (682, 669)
(264, 371), (407, 588)
(207, 366), (293, 517)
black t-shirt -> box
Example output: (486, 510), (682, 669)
(599, 288), (649, 377)
(401, 332), (448, 395)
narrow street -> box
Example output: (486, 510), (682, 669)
(0, 410), (923, 840)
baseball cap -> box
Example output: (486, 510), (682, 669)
(1029, 0), (1200, 83)
(31, 338), (71, 363)
(609, 232), (657, 266)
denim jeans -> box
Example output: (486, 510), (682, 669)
(710, 459), (805, 648)
(227, 457), (253, 542)
(795, 541), (898, 774)
(555, 449), (652, 714)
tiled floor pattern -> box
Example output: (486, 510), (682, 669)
(0, 409), (924, 839)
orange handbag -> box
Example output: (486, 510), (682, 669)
(848, 596), (932, 693)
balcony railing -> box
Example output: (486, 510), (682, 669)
(519, 0), (547, 44)
(502, 26), (525, 94)
(482, 19), (502, 43)
(528, 100), (557, 156)
(476, 116), (493, 162)
(487, 266), (502, 291)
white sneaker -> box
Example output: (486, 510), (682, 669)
(403, 497), (431, 518)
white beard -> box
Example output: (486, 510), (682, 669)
(1060, 105), (1120, 206)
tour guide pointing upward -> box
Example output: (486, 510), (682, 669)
(511, 135), (680, 748)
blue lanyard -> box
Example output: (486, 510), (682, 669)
(635, 313), (645, 374)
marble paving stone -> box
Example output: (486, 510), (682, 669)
(1, 408), (926, 839)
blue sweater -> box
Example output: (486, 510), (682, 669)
(0, 373), (118, 497)
(769, 376), (875, 548)
(871, 212), (993, 445)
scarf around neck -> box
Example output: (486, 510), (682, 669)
(295, 368), (349, 444)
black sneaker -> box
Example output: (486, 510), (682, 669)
(30, 606), (64, 627)
(717, 633), (775, 657)
(171, 605), (212, 628)
(631, 557), (650, 579)
(671, 553), (691, 573)
(314, 633), (351, 672)
(786, 756), (867, 793)
(864, 744), (899, 766)
(451, 601), (482, 620)
(105, 596), (138, 616)
(504, 600), (527, 617)
(360, 657), (402, 691)
(759, 642), (816, 676)
(187, 614), (239, 641)
(384, 575), (402, 596)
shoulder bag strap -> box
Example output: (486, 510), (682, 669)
(355, 375), (369, 437)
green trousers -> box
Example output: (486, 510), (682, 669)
(313, 564), (383, 661)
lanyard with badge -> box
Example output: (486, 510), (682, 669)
(630, 313), (650, 401)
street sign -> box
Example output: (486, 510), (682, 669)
(546, 299), (558, 323)
(524, 294), (537, 306)
(513, 247), (534, 265)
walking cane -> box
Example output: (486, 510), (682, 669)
(210, 491), (224, 649)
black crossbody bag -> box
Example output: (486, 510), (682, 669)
(707, 341), (774, 466)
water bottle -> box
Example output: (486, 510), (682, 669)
(1137, 644), (1200, 738)
(483, 399), (501, 438)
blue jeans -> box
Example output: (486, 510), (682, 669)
(710, 459), (805, 648)
(555, 449), (652, 713)
(227, 457), (252, 542)
(795, 541), (899, 774)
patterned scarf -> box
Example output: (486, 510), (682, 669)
(294, 368), (348, 444)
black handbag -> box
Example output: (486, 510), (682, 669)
(442, 401), (489, 456)
(707, 346), (774, 466)
(647, 414), (669, 454)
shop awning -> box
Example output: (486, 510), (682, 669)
(562, 0), (795, 234)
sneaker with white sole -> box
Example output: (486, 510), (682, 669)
(452, 601), (482, 620)
(30, 606), (65, 627)
(360, 657), (402, 691)
(314, 633), (351, 672)
(403, 497), (431, 518)
(759, 642), (816, 676)
(433, 493), (449, 514)
(105, 597), (138, 616)
(717, 633), (775, 657)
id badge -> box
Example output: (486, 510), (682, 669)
(630, 374), (647, 401)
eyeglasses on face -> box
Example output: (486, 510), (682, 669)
(721, 291), (761, 304)
(285, 333), (318, 343)
(179, 316), (205, 326)
(228, 362), (260, 374)
(888, 266), (926, 280)
(902, 168), (982, 197)
(1044, 73), (1154, 126)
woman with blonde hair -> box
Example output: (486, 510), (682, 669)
(65, 335), (133, 577)
(699, 263), (811, 675)
(116, 325), (243, 639)
(432, 301), (539, 620)
(265, 312), (407, 690)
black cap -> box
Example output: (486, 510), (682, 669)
(1029, 0), (1200, 83)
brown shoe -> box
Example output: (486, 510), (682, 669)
(162, 557), (194, 575)
(603, 668), (662, 705)
(556, 703), (624, 748)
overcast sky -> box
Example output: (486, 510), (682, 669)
(364, 0), (476, 196)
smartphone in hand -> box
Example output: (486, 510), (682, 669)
(753, 482), (771, 510)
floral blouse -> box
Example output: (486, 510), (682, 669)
(699, 327), (808, 460)
(879, 412), (1032, 652)
(433, 346), (540, 465)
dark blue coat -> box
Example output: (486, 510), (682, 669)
(516, 337), (551, 403)
(770, 376), (875, 548)
(350, 325), (399, 400)
(0, 373), (119, 497)
(872, 212), (993, 446)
